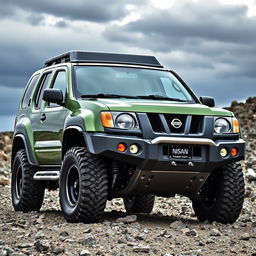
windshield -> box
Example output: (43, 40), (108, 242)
(74, 66), (195, 102)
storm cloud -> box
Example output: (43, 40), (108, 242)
(0, 0), (143, 23)
(0, 0), (255, 131)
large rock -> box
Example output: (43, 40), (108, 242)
(245, 169), (256, 182)
(0, 176), (9, 186)
(0, 151), (8, 161)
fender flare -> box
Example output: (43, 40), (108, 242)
(12, 126), (37, 166)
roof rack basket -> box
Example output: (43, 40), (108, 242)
(44, 51), (163, 68)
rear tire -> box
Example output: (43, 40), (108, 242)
(11, 149), (45, 212)
(192, 163), (244, 224)
(123, 194), (155, 214)
(59, 147), (108, 223)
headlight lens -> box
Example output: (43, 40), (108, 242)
(100, 112), (139, 130)
(214, 118), (231, 133)
(115, 114), (136, 129)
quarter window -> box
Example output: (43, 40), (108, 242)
(21, 74), (39, 108)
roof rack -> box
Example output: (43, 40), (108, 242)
(44, 51), (163, 68)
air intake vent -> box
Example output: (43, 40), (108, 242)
(147, 113), (163, 132)
(190, 115), (203, 134)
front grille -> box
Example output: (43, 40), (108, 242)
(164, 114), (187, 133)
(147, 113), (204, 135)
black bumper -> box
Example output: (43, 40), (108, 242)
(84, 132), (245, 173)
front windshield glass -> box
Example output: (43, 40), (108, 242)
(74, 66), (194, 102)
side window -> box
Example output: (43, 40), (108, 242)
(35, 72), (52, 110)
(49, 71), (67, 107)
(21, 74), (39, 108)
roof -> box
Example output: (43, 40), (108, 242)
(44, 51), (163, 68)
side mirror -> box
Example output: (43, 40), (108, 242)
(43, 89), (64, 105)
(200, 96), (215, 107)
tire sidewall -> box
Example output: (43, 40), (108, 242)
(193, 163), (244, 223)
(11, 152), (23, 207)
(59, 153), (82, 218)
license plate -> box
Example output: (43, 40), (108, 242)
(170, 145), (192, 159)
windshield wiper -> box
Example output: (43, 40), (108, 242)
(81, 93), (139, 99)
(136, 94), (187, 102)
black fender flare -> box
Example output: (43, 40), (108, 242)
(12, 125), (37, 166)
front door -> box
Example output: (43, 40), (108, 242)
(32, 68), (68, 165)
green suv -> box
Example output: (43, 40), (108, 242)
(11, 51), (245, 224)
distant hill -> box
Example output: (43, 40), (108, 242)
(225, 97), (256, 169)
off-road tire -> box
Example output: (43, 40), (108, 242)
(192, 163), (244, 224)
(59, 147), (108, 223)
(123, 194), (155, 214)
(11, 149), (45, 212)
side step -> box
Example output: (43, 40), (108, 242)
(33, 171), (60, 181)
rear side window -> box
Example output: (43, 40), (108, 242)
(35, 72), (52, 110)
(21, 74), (39, 108)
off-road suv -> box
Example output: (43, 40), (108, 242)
(12, 51), (245, 224)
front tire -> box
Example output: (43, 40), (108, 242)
(123, 194), (155, 214)
(192, 163), (245, 224)
(59, 147), (108, 223)
(11, 149), (45, 212)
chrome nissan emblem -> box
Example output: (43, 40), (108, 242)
(171, 118), (182, 129)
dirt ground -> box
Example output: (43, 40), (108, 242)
(0, 177), (256, 256)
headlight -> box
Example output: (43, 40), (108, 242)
(115, 114), (136, 129)
(214, 118), (231, 133)
(100, 112), (139, 130)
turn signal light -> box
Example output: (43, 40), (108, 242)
(117, 143), (127, 152)
(231, 147), (238, 157)
(101, 112), (114, 128)
(233, 118), (240, 133)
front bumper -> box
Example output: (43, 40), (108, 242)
(84, 132), (245, 173)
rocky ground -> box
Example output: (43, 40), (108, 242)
(0, 98), (256, 256)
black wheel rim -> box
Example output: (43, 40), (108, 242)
(16, 165), (23, 199)
(200, 172), (219, 207)
(66, 166), (80, 207)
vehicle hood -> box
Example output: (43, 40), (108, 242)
(81, 98), (233, 117)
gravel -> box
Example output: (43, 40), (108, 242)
(0, 182), (255, 255)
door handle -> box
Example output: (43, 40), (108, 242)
(40, 113), (46, 122)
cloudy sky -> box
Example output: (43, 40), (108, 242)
(0, 0), (255, 131)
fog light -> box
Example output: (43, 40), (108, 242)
(220, 148), (228, 157)
(129, 144), (139, 154)
(117, 143), (126, 152)
(231, 147), (238, 157)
